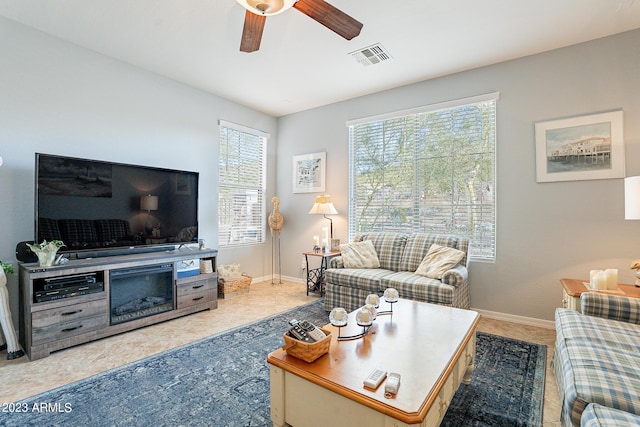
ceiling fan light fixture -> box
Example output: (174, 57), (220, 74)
(237, 0), (297, 16)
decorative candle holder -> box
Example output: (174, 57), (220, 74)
(377, 288), (399, 315)
(331, 306), (372, 341)
(365, 293), (380, 308)
(329, 307), (348, 339)
(364, 303), (377, 320)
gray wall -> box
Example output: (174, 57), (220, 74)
(275, 29), (640, 321)
(0, 17), (278, 324)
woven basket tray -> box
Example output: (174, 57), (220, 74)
(282, 327), (332, 363)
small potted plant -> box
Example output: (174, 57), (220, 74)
(26, 240), (65, 267)
(0, 261), (13, 276)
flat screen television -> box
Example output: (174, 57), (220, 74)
(35, 153), (199, 259)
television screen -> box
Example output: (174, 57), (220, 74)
(35, 153), (198, 258)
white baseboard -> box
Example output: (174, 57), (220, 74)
(251, 275), (305, 285)
(473, 308), (554, 330)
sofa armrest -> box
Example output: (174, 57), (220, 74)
(329, 256), (344, 269)
(580, 292), (640, 325)
(441, 264), (468, 287)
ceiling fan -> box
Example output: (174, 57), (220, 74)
(236, 0), (363, 52)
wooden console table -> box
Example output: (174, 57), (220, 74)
(560, 278), (640, 312)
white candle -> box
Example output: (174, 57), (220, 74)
(605, 269), (618, 290)
(594, 271), (607, 290)
(313, 235), (320, 246)
(366, 294), (380, 307)
(589, 270), (602, 288)
(332, 308), (346, 321)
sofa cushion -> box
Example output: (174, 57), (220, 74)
(58, 219), (98, 244)
(355, 232), (407, 271)
(554, 308), (640, 426)
(381, 271), (455, 306)
(38, 217), (63, 242)
(399, 234), (464, 272)
(340, 240), (380, 268)
(94, 219), (131, 242)
(324, 268), (392, 293)
(581, 404), (640, 427)
(415, 244), (466, 279)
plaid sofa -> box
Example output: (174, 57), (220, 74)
(324, 232), (470, 312)
(553, 293), (640, 426)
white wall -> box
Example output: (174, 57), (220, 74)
(0, 17), (278, 324)
(276, 29), (640, 321)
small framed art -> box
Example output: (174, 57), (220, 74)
(293, 152), (326, 193)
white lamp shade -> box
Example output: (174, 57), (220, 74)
(625, 177), (640, 220)
(140, 195), (158, 211)
(308, 194), (338, 215)
(236, 0), (297, 16)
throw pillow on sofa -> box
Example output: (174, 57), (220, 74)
(340, 240), (381, 268)
(415, 244), (465, 279)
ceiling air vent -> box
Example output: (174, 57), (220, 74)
(350, 43), (392, 66)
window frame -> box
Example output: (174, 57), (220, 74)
(217, 120), (269, 248)
(346, 92), (499, 261)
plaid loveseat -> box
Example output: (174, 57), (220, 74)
(553, 293), (640, 426)
(324, 232), (470, 312)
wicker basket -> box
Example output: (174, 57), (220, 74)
(218, 275), (251, 298)
(282, 327), (332, 363)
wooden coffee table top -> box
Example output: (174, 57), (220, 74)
(267, 299), (480, 424)
(560, 278), (640, 298)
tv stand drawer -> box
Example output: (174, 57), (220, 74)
(177, 290), (215, 309)
(32, 306), (108, 345)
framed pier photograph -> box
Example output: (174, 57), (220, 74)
(535, 110), (624, 183)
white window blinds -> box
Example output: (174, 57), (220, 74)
(218, 120), (268, 248)
(347, 93), (498, 261)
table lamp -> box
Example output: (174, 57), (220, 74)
(309, 194), (338, 252)
(140, 194), (158, 235)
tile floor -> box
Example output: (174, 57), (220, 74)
(0, 280), (560, 425)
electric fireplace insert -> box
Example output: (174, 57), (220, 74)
(109, 263), (174, 325)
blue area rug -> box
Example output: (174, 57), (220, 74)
(0, 301), (545, 426)
(442, 332), (547, 427)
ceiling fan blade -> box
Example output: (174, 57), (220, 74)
(293, 0), (363, 40)
(240, 10), (267, 52)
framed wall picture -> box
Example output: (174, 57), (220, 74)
(293, 152), (326, 193)
(535, 110), (624, 183)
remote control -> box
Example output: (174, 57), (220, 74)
(287, 320), (325, 343)
(364, 368), (387, 389)
(385, 372), (401, 395)
(298, 320), (326, 341)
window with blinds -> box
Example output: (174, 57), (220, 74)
(218, 120), (268, 248)
(347, 93), (498, 261)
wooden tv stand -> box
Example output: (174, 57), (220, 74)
(19, 248), (217, 360)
